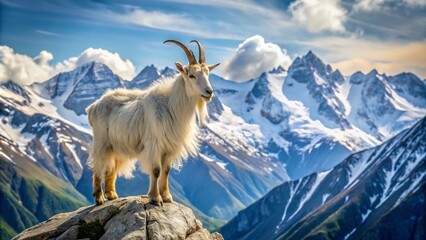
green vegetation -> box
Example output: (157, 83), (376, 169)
(198, 214), (227, 232)
(0, 151), (89, 239)
(0, 218), (17, 240)
(171, 194), (227, 232)
(77, 219), (105, 240)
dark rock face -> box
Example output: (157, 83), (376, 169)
(359, 184), (426, 240)
(350, 71), (366, 84)
(0, 102), (91, 186)
(387, 72), (426, 108)
(246, 73), (290, 125)
(127, 64), (161, 89)
(361, 70), (396, 118)
(285, 51), (350, 129)
(261, 95), (289, 124)
(248, 73), (270, 100)
(33, 62), (125, 116)
(64, 62), (124, 115)
(1, 81), (31, 103)
(220, 117), (426, 240)
(161, 66), (178, 77)
(13, 196), (223, 240)
(207, 97), (224, 120)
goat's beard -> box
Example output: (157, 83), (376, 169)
(196, 98), (208, 125)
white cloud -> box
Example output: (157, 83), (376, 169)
(221, 35), (292, 82)
(404, 0), (426, 7)
(289, 0), (347, 33)
(354, 0), (426, 11)
(354, 0), (385, 11)
(0, 46), (56, 85)
(107, 6), (241, 40)
(71, 48), (135, 80)
(113, 7), (196, 33)
(0, 46), (136, 85)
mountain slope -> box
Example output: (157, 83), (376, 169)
(32, 62), (125, 125)
(0, 136), (88, 240)
(348, 70), (426, 140)
(1, 81), (92, 186)
(210, 52), (425, 179)
(0, 82), (92, 239)
(211, 67), (376, 179)
(220, 116), (426, 240)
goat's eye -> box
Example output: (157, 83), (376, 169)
(189, 74), (195, 79)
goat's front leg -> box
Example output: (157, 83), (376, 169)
(104, 168), (119, 200)
(148, 164), (163, 206)
(159, 159), (173, 203)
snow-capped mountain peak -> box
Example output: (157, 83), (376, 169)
(269, 66), (286, 74)
(126, 64), (177, 89)
(349, 71), (366, 84)
(30, 61), (124, 122)
(161, 66), (178, 77)
(1, 80), (31, 102)
(220, 116), (426, 240)
(284, 52), (350, 129)
(132, 64), (160, 82)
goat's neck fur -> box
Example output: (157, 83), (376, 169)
(153, 75), (207, 167)
(168, 75), (207, 126)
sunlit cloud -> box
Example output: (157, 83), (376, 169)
(222, 35), (292, 82)
(289, 0), (347, 33)
(354, 0), (385, 11)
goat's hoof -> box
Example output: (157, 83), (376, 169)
(106, 191), (119, 200)
(161, 193), (173, 203)
(95, 195), (105, 205)
(149, 195), (163, 206)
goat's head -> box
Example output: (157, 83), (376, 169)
(164, 40), (220, 102)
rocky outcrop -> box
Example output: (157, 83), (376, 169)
(13, 196), (223, 240)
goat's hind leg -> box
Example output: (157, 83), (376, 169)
(104, 168), (119, 200)
(159, 156), (173, 203)
(91, 142), (113, 205)
(93, 173), (105, 205)
(148, 164), (163, 206)
(143, 142), (163, 206)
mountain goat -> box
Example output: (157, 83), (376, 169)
(86, 40), (219, 206)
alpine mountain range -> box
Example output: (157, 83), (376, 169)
(1, 51), (425, 239)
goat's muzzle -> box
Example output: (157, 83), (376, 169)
(201, 87), (214, 101)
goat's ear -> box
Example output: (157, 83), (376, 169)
(208, 63), (220, 71)
(175, 62), (187, 75)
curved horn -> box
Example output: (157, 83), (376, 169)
(190, 40), (206, 64)
(163, 40), (197, 65)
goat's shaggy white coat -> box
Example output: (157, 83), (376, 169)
(86, 75), (207, 178)
(87, 39), (219, 205)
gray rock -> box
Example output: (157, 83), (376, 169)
(13, 196), (223, 240)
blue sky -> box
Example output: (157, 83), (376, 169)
(1, 0), (425, 83)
